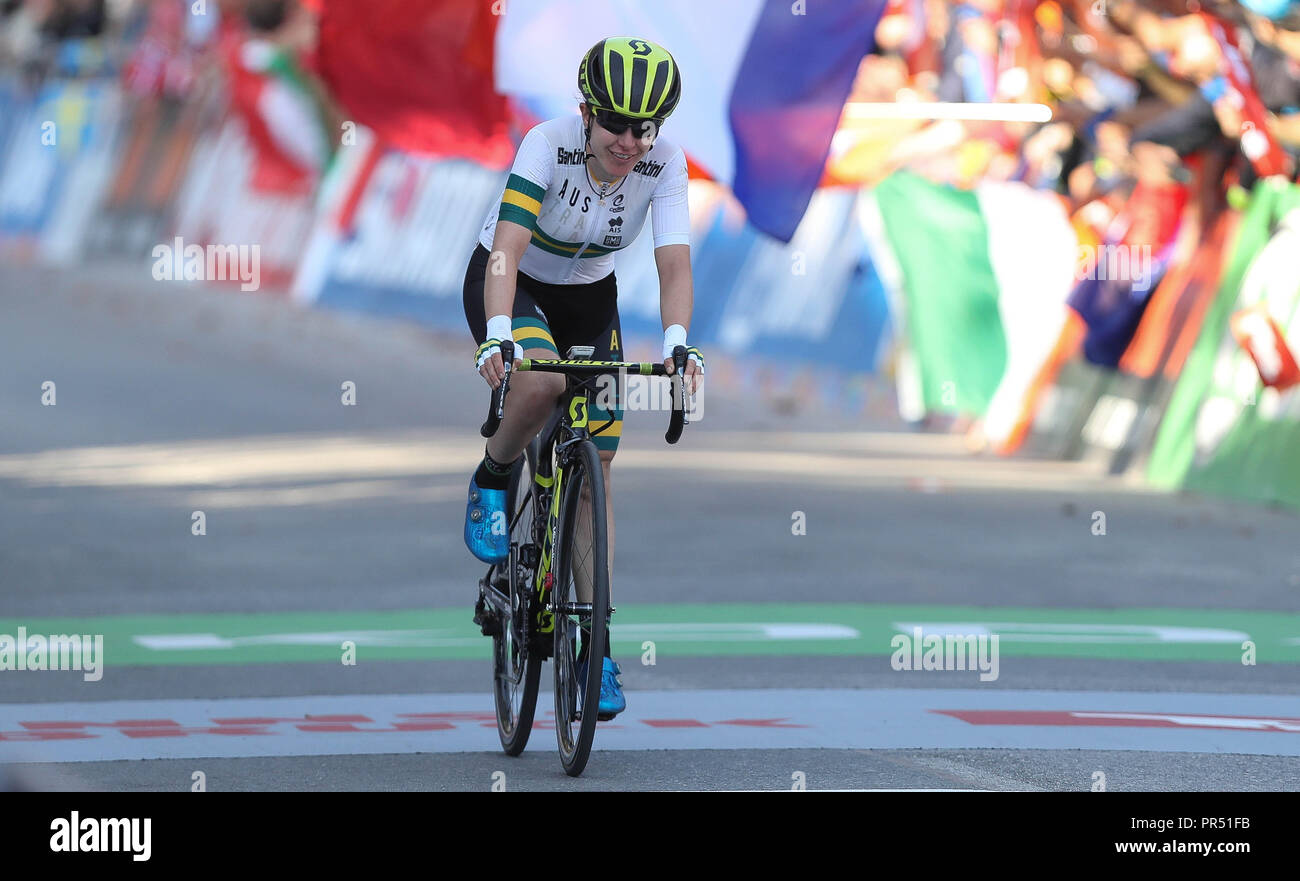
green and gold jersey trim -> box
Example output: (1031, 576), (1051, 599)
(498, 174), (546, 229)
(528, 224), (619, 259)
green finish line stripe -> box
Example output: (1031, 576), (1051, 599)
(1, 604), (1297, 667)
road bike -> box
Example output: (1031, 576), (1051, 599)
(475, 340), (689, 776)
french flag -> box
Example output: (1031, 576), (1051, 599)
(495, 0), (886, 243)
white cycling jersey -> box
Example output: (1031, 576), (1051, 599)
(478, 114), (690, 285)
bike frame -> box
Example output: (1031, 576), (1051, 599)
(482, 345), (688, 655)
(524, 373), (603, 640)
(479, 342), (689, 772)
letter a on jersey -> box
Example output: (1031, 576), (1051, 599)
(610, 329), (620, 352)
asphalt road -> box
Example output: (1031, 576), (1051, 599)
(2, 259), (1299, 796)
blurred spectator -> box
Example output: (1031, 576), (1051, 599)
(838, 0), (1300, 434)
(41, 0), (105, 40)
(1, 0), (54, 74)
(224, 0), (337, 192)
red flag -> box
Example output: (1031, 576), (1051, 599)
(317, 0), (513, 167)
(1231, 304), (1300, 391)
(1201, 12), (1290, 179)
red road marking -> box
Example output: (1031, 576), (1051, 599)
(391, 722), (456, 731)
(715, 719), (809, 728)
(397, 712), (497, 721)
(21, 720), (180, 729)
(213, 715), (373, 725)
(935, 710), (1300, 732)
(0, 731), (94, 742)
(2, 713), (813, 740)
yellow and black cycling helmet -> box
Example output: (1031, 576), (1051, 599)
(577, 37), (682, 121)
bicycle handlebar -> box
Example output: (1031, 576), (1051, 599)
(665, 345), (687, 445)
(479, 342), (692, 444)
(479, 340), (514, 438)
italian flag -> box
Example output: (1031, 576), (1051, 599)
(865, 171), (1078, 450)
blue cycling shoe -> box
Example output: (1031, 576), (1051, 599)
(464, 474), (508, 564)
(577, 657), (626, 720)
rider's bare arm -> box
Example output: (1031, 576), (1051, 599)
(654, 243), (701, 392)
(480, 220), (533, 385)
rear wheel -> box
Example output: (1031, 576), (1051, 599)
(493, 443), (542, 755)
(552, 440), (609, 777)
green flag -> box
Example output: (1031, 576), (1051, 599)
(1147, 178), (1300, 509)
(874, 171), (1007, 415)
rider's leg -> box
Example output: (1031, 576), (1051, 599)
(571, 448), (615, 607)
(573, 393), (620, 673)
(464, 293), (563, 560)
(572, 309), (622, 668)
(483, 347), (564, 466)
(462, 247), (563, 488)
(569, 342), (625, 716)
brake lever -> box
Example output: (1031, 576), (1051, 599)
(480, 339), (515, 438)
(665, 344), (688, 445)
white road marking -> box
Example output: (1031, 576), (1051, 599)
(892, 622), (1252, 644)
(131, 623), (860, 652)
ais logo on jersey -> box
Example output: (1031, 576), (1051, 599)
(632, 158), (665, 178)
(604, 215), (623, 247)
(556, 147), (586, 166)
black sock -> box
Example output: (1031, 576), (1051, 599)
(474, 448), (516, 490)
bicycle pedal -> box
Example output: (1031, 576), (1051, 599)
(472, 598), (501, 638)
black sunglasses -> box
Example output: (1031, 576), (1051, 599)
(593, 108), (664, 139)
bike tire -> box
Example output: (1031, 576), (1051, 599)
(551, 439), (609, 777)
(493, 442), (542, 756)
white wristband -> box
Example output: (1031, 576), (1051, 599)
(486, 314), (513, 343)
(662, 324), (687, 361)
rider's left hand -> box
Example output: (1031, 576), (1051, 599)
(664, 346), (704, 396)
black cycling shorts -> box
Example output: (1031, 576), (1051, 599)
(463, 243), (625, 452)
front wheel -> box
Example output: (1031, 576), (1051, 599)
(493, 442), (542, 755)
(552, 440), (609, 777)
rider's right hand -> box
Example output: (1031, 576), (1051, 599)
(475, 339), (521, 389)
(478, 314), (521, 388)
